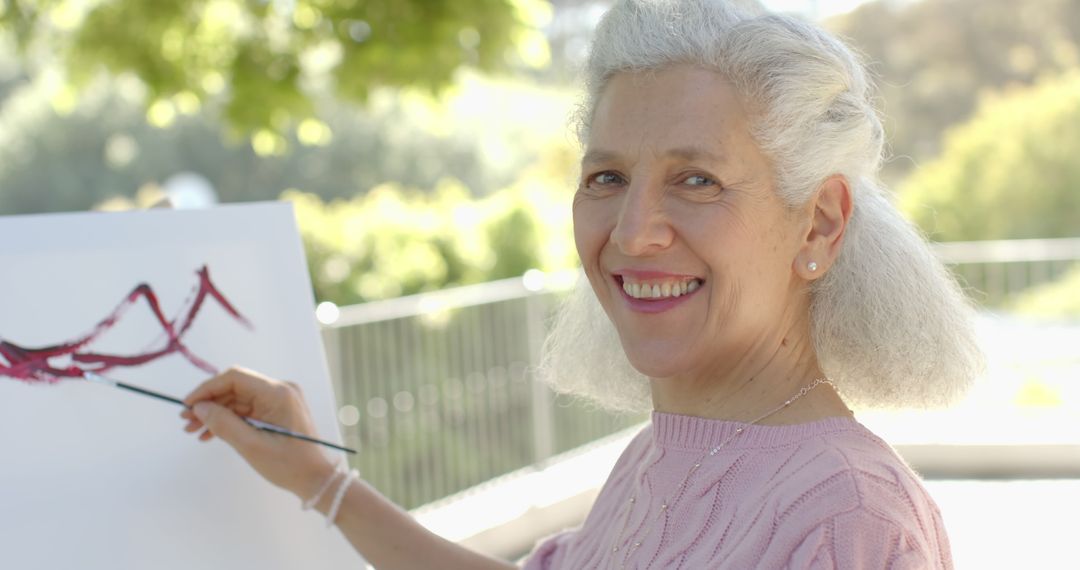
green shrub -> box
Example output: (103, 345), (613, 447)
(287, 144), (579, 305)
(900, 72), (1080, 241)
(1010, 264), (1080, 319)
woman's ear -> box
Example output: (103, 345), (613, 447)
(796, 174), (852, 280)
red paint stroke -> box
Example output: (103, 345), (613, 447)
(0, 265), (252, 384)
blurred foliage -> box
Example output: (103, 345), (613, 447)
(1013, 377), (1064, 408)
(0, 69), (576, 215)
(4, 0), (1079, 308)
(286, 142), (579, 304)
(829, 0), (1080, 182)
(0, 34), (579, 304)
(899, 72), (1080, 241)
(0, 0), (551, 136)
(1010, 263), (1080, 319)
(0, 48), (23, 100)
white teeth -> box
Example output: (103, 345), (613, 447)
(622, 278), (703, 300)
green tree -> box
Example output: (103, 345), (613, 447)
(0, 69), (573, 215)
(828, 0), (1080, 182)
(286, 140), (577, 305)
(899, 72), (1080, 241)
(0, 0), (550, 136)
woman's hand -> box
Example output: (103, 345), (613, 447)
(181, 366), (338, 501)
(182, 367), (517, 570)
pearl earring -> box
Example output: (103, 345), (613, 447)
(807, 261), (818, 272)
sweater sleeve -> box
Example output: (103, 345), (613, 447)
(520, 530), (574, 570)
(783, 507), (942, 570)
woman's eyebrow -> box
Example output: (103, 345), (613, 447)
(665, 146), (726, 165)
(581, 146), (726, 167)
(581, 149), (620, 167)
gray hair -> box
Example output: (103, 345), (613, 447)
(539, 0), (985, 411)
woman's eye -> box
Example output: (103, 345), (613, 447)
(684, 174), (716, 186)
(587, 171), (625, 188)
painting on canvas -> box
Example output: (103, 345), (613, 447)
(0, 203), (362, 569)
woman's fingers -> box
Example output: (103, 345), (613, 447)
(183, 366), (264, 407)
(179, 367), (335, 498)
(191, 400), (260, 449)
(183, 375), (233, 407)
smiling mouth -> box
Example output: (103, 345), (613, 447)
(615, 275), (704, 300)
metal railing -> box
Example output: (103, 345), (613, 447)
(322, 269), (644, 510)
(937, 238), (1080, 306)
(321, 238), (1080, 510)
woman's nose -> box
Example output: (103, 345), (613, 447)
(610, 184), (674, 256)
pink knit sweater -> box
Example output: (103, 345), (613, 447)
(522, 412), (951, 569)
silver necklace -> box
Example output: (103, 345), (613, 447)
(608, 377), (836, 569)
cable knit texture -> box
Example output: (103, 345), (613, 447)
(522, 412), (951, 569)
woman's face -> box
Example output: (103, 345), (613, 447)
(574, 65), (810, 381)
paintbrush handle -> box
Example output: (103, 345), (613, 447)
(82, 372), (357, 454)
(117, 380), (188, 407)
(244, 418), (357, 454)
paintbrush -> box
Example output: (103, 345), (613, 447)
(81, 371), (357, 454)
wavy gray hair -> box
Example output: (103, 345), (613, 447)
(539, 0), (985, 411)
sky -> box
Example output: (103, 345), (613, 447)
(762, 0), (875, 18)
(773, 0), (925, 19)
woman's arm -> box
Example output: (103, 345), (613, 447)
(183, 366), (516, 570)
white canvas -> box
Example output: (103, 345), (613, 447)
(0, 203), (364, 569)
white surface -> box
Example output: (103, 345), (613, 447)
(0, 204), (363, 569)
(926, 479), (1079, 570)
(416, 428), (637, 543)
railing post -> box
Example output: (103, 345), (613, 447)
(525, 292), (555, 467)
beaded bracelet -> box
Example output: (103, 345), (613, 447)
(326, 468), (360, 527)
(301, 458), (345, 511)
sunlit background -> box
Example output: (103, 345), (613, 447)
(1, 0), (1077, 567)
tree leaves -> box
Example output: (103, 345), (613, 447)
(900, 73), (1080, 241)
(829, 0), (1080, 182)
(0, 0), (543, 136)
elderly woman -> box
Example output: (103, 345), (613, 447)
(181, 0), (983, 568)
